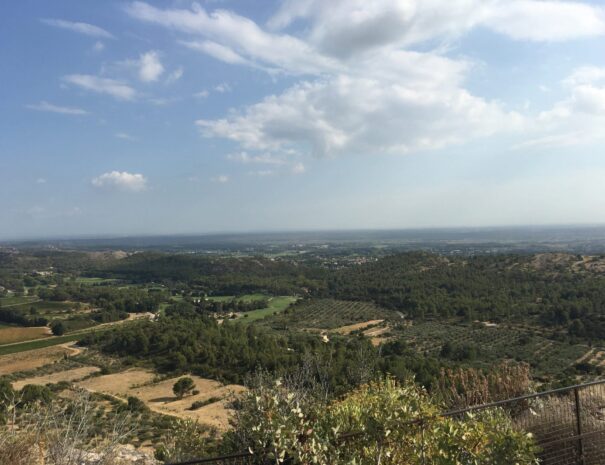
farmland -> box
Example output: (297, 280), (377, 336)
(262, 298), (395, 330)
(0, 326), (50, 345)
(237, 295), (298, 323)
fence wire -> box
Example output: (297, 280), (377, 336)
(169, 380), (605, 465)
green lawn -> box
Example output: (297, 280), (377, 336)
(238, 296), (298, 324)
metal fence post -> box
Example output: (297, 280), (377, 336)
(574, 387), (585, 465)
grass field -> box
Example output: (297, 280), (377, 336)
(238, 296), (298, 324)
(207, 293), (268, 303)
(0, 326), (50, 345)
(77, 369), (245, 430)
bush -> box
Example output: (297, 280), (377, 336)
(173, 377), (195, 399)
(189, 397), (221, 411)
(226, 376), (539, 465)
(50, 320), (66, 336)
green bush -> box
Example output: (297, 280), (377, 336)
(226, 377), (539, 465)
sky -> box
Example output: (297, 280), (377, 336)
(2, 0), (605, 240)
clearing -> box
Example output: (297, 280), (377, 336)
(77, 369), (245, 430)
(12, 366), (100, 390)
(238, 296), (298, 324)
(0, 343), (82, 375)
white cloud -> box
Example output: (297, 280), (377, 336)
(92, 171), (147, 191)
(115, 132), (137, 141)
(92, 41), (105, 52)
(483, 1), (605, 42)
(165, 66), (184, 84)
(194, 90), (209, 99)
(26, 101), (88, 115)
(520, 66), (605, 148)
(138, 51), (164, 82)
(125, 1), (338, 74)
(36, 178), (47, 184)
(227, 152), (287, 165)
(214, 82), (231, 93)
(41, 18), (115, 39)
(182, 40), (250, 65)
(270, 0), (605, 54)
(197, 76), (523, 157)
(126, 1), (603, 160)
(63, 74), (136, 101)
(212, 175), (230, 183)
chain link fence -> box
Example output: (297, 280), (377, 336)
(168, 380), (605, 465)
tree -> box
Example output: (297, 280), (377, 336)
(173, 377), (196, 399)
(50, 321), (65, 336)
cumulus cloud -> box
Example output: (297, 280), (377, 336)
(269, 0), (605, 54)
(197, 76), (523, 157)
(137, 51), (164, 82)
(26, 101), (88, 115)
(92, 171), (147, 191)
(126, 1), (605, 159)
(41, 18), (115, 39)
(63, 74), (136, 100)
(519, 66), (605, 148)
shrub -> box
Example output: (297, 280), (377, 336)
(226, 376), (539, 465)
(173, 377), (195, 399)
(50, 320), (66, 336)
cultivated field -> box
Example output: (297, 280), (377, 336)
(0, 326), (51, 345)
(0, 343), (82, 375)
(263, 299), (394, 330)
(77, 369), (245, 430)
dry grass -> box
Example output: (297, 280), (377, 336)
(12, 366), (100, 390)
(77, 369), (157, 397)
(77, 370), (245, 430)
(0, 343), (81, 375)
(0, 326), (51, 345)
(333, 319), (384, 335)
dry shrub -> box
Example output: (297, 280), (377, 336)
(0, 389), (133, 465)
(438, 361), (532, 409)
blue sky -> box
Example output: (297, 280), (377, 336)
(2, 0), (605, 240)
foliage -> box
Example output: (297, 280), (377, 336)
(50, 320), (66, 336)
(437, 362), (532, 409)
(173, 377), (196, 399)
(154, 419), (218, 463)
(227, 377), (539, 465)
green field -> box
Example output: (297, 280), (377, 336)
(207, 293), (268, 303)
(238, 296), (298, 324)
(73, 277), (118, 284)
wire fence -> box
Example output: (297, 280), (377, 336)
(167, 379), (605, 465)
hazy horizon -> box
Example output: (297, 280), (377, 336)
(3, 0), (605, 239)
